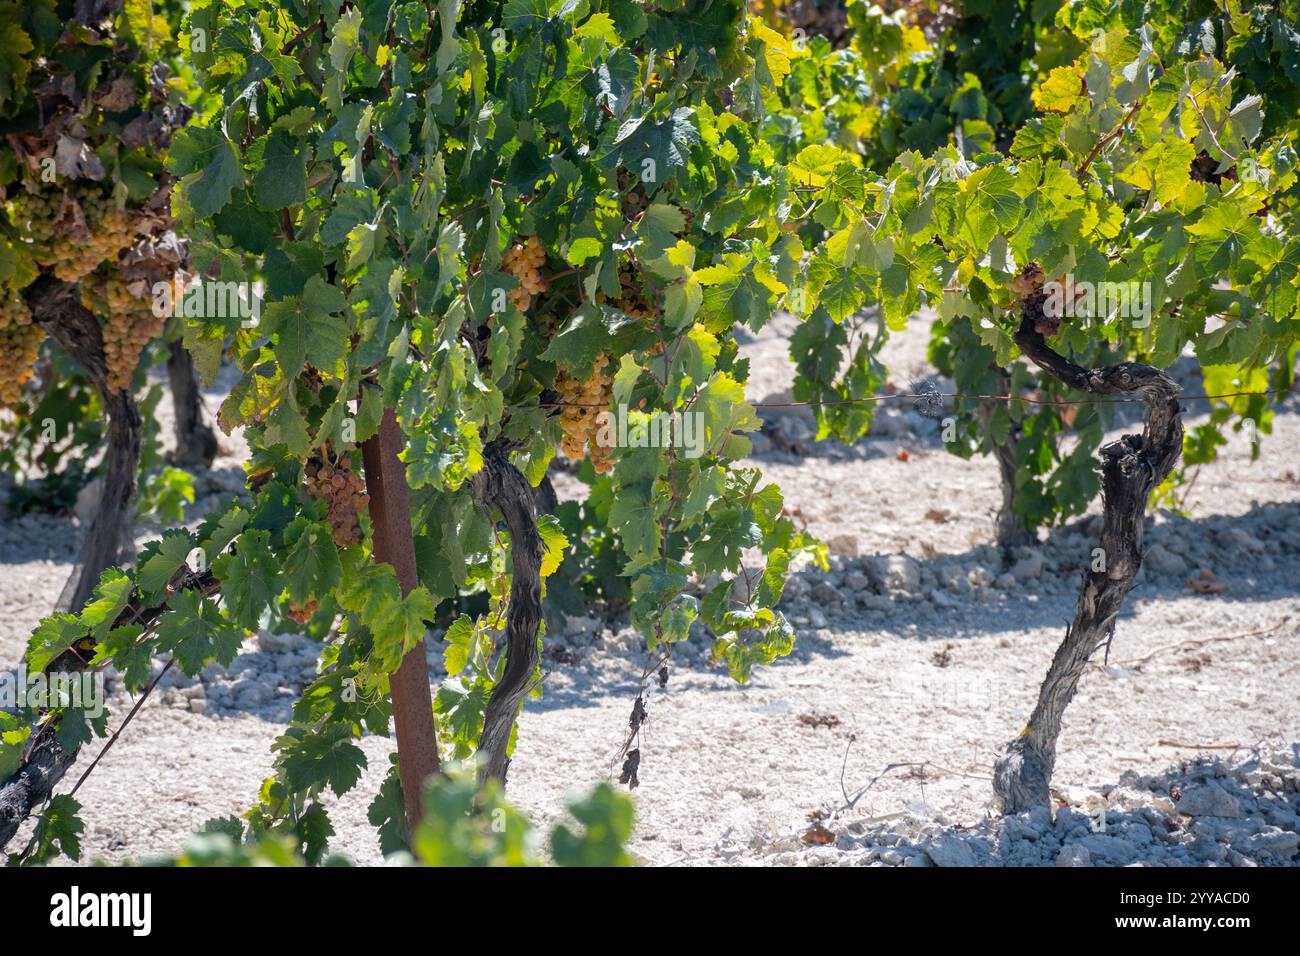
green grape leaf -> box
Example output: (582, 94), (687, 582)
(549, 783), (634, 867)
(252, 131), (307, 210)
(94, 624), (150, 690)
(154, 590), (243, 677)
(25, 795), (84, 865)
(138, 531), (198, 600)
(26, 614), (86, 674)
(278, 724), (367, 798)
(694, 373), (761, 458)
(367, 761), (410, 857)
(283, 519), (343, 604)
(212, 530), (280, 631)
(537, 513), (569, 578)
(263, 276), (350, 379)
(168, 127), (240, 218)
(442, 615), (476, 677)
(77, 570), (134, 639)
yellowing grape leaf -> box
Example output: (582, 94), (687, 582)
(1034, 65), (1085, 113)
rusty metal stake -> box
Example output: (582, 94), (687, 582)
(361, 406), (440, 834)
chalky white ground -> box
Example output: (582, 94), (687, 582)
(1, 312), (1297, 865)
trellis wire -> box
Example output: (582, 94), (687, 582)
(538, 388), (1281, 411)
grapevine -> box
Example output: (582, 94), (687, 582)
(769, 3), (1300, 808)
(0, 0), (204, 614)
(766, 0), (1300, 542)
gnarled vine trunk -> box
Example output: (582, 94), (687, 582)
(993, 319), (1183, 813)
(470, 441), (543, 785)
(58, 391), (142, 613)
(27, 275), (143, 614)
(166, 338), (218, 469)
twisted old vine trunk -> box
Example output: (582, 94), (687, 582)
(27, 275), (142, 614)
(471, 441), (543, 784)
(166, 339), (218, 469)
(993, 317), (1183, 813)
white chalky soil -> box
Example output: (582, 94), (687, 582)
(1, 314), (1296, 865)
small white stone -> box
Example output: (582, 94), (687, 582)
(1056, 845), (1091, 867)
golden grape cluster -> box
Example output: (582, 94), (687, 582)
(304, 451), (369, 548)
(13, 188), (136, 283)
(556, 355), (615, 474)
(7, 185), (159, 393)
(80, 272), (166, 392)
(502, 236), (548, 312)
(0, 286), (42, 406)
